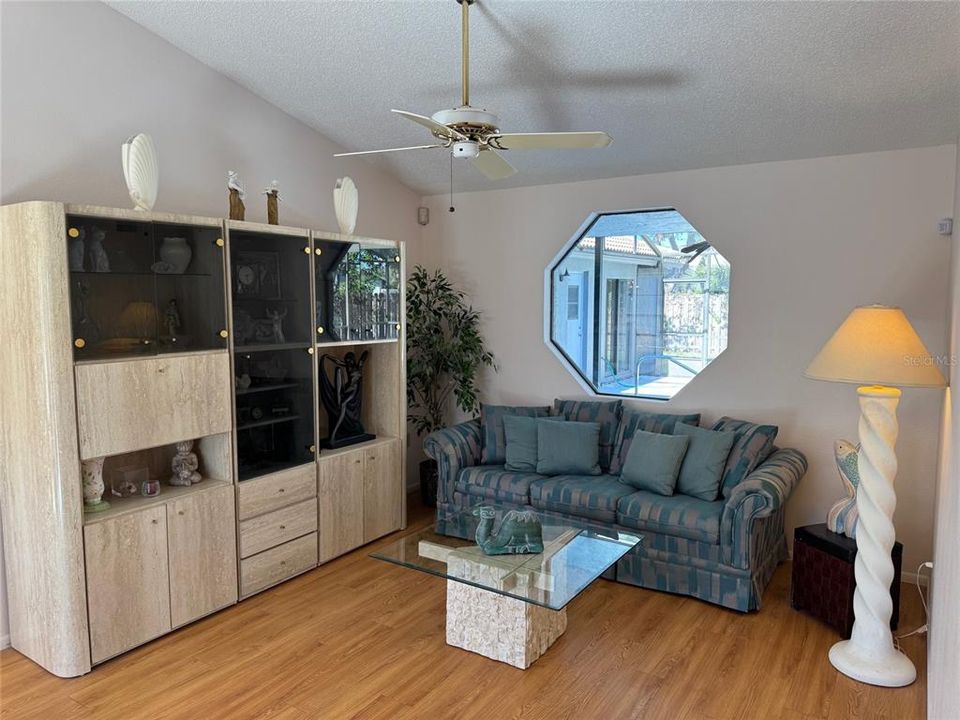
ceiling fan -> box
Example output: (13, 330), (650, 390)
(334, 0), (613, 180)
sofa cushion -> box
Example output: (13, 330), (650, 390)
(610, 410), (702, 475)
(712, 416), (779, 498)
(536, 420), (601, 476)
(674, 423), (737, 501)
(480, 404), (550, 464)
(455, 465), (543, 505)
(530, 474), (635, 523)
(616, 491), (724, 544)
(552, 399), (623, 472)
(503, 415), (565, 473)
(619, 429), (690, 496)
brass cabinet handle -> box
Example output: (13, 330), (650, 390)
(178, 510), (185, 516)
(279, 524), (286, 530)
(157, 366), (166, 373)
(68, 227), (80, 238)
(394, 255), (401, 262)
(74, 338), (86, 349)
(278, 488), (286, 494)
(303, 247), (311, 255)
(151, 519), (158, 525)
(315, 248), (322, 256)
(215, 237), (225, 247)
(309, 445), (317, 453)
(219, 329), (229, 339)
(354, 459), (361, 465)
(307, 347), (315, 355)
(317, 326), (324, 335)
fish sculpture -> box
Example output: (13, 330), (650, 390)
(473, 506), (544, 555)
(827, 439), (860, 538)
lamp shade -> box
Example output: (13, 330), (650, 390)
(805, 305), (946, 388)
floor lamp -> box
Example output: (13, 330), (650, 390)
(805, 305), (946, 687)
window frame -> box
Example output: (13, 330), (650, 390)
(543, 207), (725, 402)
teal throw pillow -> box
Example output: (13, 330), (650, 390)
(619, 429), (690, 496)
(673, 423), (737, 500)
(536, 420), (601, 476)
(503, 415), (564, 473)
(480, 404), (550, 464)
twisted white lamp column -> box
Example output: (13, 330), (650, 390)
(828, 385), (916, 687)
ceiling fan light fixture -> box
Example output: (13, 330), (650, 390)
(452, 140), (480, 159)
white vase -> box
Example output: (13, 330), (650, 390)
(81, 457), (110, 512)
(121, 133), (159, 211)
(334, 177), (358, 235)
(160, 237), (192, 274)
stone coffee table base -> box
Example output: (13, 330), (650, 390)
(445, 579), (568, 669)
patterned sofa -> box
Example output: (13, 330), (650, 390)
(424, 410), (807, 612)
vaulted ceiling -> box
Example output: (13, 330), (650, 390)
(109, 1), (960, 196)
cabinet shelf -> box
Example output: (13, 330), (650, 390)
(234, 342), (312, 353)
(70, 270), (214, 278)
(237, 414), (302, 431)
(238, 458), (313, 483)
(317, 435), (398, 459)
(316, 338), (399, 348)
(235, 382), (301, 396)
(83, 477), (232, 526)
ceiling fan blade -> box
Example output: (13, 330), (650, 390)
(334, 144), (444, 158)
(472, 148), (516, 180)
(390, 109), (464, 140)
(490, 131), (612, 150)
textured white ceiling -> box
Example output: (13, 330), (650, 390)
(108, 1), (960, 196)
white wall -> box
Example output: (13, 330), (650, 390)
(0, 1), (421, 648)
(928, 144), (959, 720)
(420, 145), (957, 578)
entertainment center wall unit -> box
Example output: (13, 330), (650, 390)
(0, 201), (407, 677)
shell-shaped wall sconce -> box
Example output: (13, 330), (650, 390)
(334, 177), (358, 235)
(121, 133), (159, 211)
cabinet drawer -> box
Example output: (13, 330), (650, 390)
(237, 465), (316, 520)
(76, 353), (232, 459)
(240, 533), (317, 597)
(240, 499), (317, 559)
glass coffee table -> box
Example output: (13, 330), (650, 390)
(371, 506), (641, 669)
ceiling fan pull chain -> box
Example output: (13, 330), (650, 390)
(449, 150), (456, 213)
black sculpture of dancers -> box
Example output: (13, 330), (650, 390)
(319, 350), (375, 449)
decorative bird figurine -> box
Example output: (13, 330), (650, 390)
(827, 439), (860, 538)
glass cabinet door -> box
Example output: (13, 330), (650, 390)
(153, 223), (227, 354)
(229, 231), (312, 350)
(229, 230), (315, 480)
(66, 215), (228, 361)
(314, 240), (400, 343)
(234, 348), (315, 480)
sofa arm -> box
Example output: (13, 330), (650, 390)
(721, 448), (807, 569)
(422, 419), (482, 504)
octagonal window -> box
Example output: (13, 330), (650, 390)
(548, 209), (730, 401)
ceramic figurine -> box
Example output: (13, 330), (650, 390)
(81, 457), (110, 513)
(159, 236), (192, 273)
(228, 170), (246, 221)
(121, 132), (159, 211)
(89, 226), (110, 272)
(263, 180), (281, 225)
(827, 439), (860, 538)
(473, 506), (544, 555)
(170, 440), (202, 487)
(265, 307), (287, 343)
(334, 177), (358, 235)
(68, 228), (86, 271)
(319, 351), (373, 448)
(164, 299), (181, 338)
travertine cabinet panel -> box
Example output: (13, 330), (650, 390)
(168, 485), (238, 628)
(84, 506), (171, 664)
(318, 451), (365, 563)
(76, 353), (233, 459)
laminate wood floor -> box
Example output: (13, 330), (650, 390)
(0, 498), (927, 720)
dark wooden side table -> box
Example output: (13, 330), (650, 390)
(790, 523), (902, 638)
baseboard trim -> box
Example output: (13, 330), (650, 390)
(901, 571), (929, 588)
